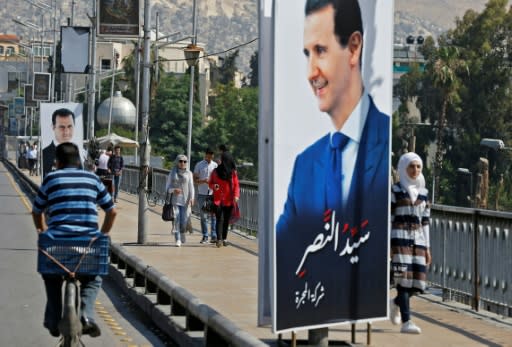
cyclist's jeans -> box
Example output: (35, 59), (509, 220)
(42, 274), (102, 331)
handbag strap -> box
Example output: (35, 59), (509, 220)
(165, 192), (173, 204)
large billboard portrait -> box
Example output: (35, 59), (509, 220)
(98, 0), (140, 37)
(40, 103), (84, 177)
(272, 0), (393, 333)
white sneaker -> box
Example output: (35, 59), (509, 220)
(401, 321), (421, 334)
(176, 240), (182, 247)
(389, 298), (401, 325)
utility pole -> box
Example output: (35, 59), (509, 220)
(138, 0), (152, 244)
(154, 12), (159, 82)
(134, 38), (141, 165)
(107, 45), (116, 135)
(87, 0), (97, 140)
(66, 1), (75, 102)
(51, 0), (56, 101)
(40, 15), (44, 72)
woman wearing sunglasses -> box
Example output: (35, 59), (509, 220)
(165, 154), (195, 247)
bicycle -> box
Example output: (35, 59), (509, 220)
(37, 232), (110, 347)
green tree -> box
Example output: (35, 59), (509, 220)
(203, 83), (258, 180)
(148, 73), (205, 168)
(248, 50), (259, 87)
(210, 49), (240, 87)
(429, 45), (468, 201)
(120, 41), (164, 105)
(394, 0), (512, 208)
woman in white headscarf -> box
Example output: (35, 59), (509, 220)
(165, 154), (195, 247)
(389, 152), (431, 334)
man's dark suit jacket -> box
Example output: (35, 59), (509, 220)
(42, 142), (56, 177)
(275, 97), (390, 331)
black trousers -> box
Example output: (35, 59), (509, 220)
(215, 205), (233, 241)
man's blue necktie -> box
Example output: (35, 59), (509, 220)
(327, 132), (349, 211)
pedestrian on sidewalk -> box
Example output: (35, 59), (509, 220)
(209, 151), (240, 248)
(109, 145), (124, 203)
(165, 154), (195, 247)
(96, 149), (111, 177)
(27, 144), (38, 176)
(390, 152), (432, 334)
(194, 148), (218, 244)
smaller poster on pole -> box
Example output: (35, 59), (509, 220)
(33, 72), (51, 101)
(8, 103), (15, 118)
(24, 85), (38, 107)
(14, 97), (25, 115)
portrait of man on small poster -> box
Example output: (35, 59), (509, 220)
(40, 103), (84, 177)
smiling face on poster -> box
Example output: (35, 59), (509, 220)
(40, 103), (84, 176)
(272, 0), (393, 333)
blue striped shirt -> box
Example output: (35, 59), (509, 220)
(32, 168), (114, 236)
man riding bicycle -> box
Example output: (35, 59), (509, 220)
(32, 142), (117, 338)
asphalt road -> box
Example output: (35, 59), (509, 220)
(0, 162), (172, 346)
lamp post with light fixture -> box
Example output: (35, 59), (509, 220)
(184, 0), (202, 168)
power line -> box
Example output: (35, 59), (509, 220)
(157, 37), (258, 63)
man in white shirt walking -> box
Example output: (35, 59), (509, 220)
(193, 148), (218, 243)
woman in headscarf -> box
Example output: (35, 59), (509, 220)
(389, 152), (431, 334)
(208, 151), (240, 247)
(165, 154), (195, 247)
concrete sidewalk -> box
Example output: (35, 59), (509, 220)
(22, 167), (512, 346)
(108, 190), (512, 346)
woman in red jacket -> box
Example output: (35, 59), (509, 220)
(209, 151), (240, 247)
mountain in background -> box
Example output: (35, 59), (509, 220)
(0, 0), (499, 73)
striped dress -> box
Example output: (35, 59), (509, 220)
(390, 183), (431, 292)
(32, 168), (114, 236)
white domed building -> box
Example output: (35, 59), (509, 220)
(97, 91), (136, 127)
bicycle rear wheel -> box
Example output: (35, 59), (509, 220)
(58, 280), (82, 347)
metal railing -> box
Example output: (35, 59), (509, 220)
(120, 165), (259, 235)
(429, 205), (512, 317)
(91, 164), (512, 317)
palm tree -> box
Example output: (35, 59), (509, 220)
(120, 41), (165, 105)
(430, 45), (469, 201)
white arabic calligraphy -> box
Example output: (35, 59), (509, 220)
(295, 281), (325, 309)
(339, 231), (371, 257)
(295, 210), (371, 275)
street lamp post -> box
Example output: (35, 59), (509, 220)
(25, 0), (56, 100)
(184, 0), (202, 168)
(107, 46), (117, 135)
(12, 18), (42, 73)
(480, 138), (511, 211)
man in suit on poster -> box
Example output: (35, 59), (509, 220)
(42, 108), (76, 177)
(275, 0), (390, 330)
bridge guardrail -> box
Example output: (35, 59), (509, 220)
(109, 243), (267, 347)
(8, 158), (511, 320)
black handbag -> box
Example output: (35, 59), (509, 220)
(161, 193), (174, 221)
(201, 195), (217, 213)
